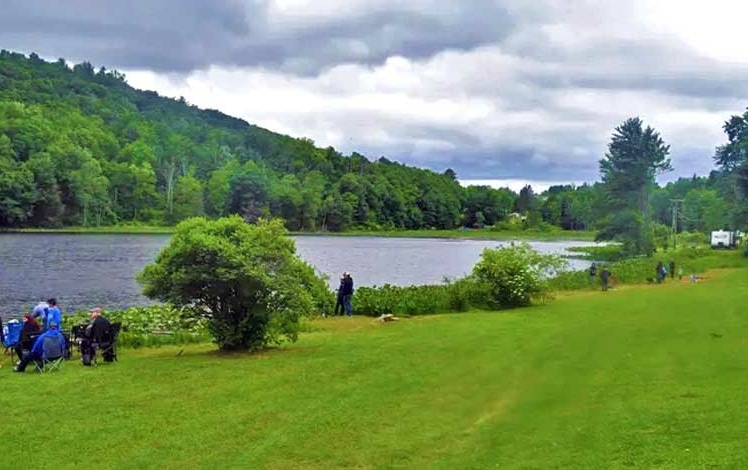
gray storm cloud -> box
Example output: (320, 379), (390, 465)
(1, 0), (743, 183)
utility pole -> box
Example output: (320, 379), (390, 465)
(670, 199), (683, 250)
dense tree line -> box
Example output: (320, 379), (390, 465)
(0, 51), (470, 230)
(0, 51), (742, 237)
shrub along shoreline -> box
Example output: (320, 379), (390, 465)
(53, 242), (743, 349)
(352, 244), (744, 317)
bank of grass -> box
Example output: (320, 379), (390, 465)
(3, 225), (595, 241)
(3, 263), (748, 468)
(296, 227), (597, 241)
(551, 246), (744, 291)
(5, 224), (175, 234)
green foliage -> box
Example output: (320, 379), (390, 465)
(472, 242), (567, 308)
(565, 244), (625, 262)
(682, 188), (727, 232)
(652, 222), (672, 251)
(2, 50), (745, 242)
(352, 277), (492, 317)
(137, 216), (332, 351)
(597, 118), (671, 255)
(550, 246), (742, 291)
(462, 185), (514, 227)
(354, 243), (567, 316)
(170, 175), (204, 223)
(65, 305), (209, 348)
(355, 285), (453, 316)
(712, 110), (748, 230)
(677, 231), (707, 247)
(0, 51), (468, 232)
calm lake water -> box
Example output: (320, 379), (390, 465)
(0, 234), (599, 316)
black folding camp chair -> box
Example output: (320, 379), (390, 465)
(70, 324), (88, 358)
(94, 322), (121, 365)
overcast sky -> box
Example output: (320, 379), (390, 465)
(3, 0), (747, 192)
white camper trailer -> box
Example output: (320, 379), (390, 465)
(710, 230), (736, 249)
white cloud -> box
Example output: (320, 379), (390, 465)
(643, 0), (748, 64)
(459, 179), (567, 193)
(13, 0), (744, 184)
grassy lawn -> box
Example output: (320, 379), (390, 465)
(3, 268), (748, 468)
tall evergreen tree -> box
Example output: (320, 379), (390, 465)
(597, 117), (671, 255)
(714, 110), (748, 227)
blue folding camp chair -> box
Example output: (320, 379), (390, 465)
(3, 320), (22, 356)
(35, 334), (65, 373)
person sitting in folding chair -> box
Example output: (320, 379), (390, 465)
(13, 321), (66, 373)
(13, 314), (41, 362)
(81, 308), (112, 365)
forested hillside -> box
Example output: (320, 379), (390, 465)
(0, 50), (478, 230)
(0, 50), (744, 237)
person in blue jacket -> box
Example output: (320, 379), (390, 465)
(13, 321), (66, 372)
(44, 298), (62, 331)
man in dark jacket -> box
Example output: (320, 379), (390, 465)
(600, 267), (611, 291)
(82, 307), (113, 364)
(588, 263), (597, 287)
(14, 322), (66, 372)
(341, 272), (354, 316)
(86, 308), (111, 343)
(334, 274), (345, 316)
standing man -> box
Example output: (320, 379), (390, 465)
(588, 263), (597, 287)
(669, 260), (676, 280)
(44, 298), (61, 331)
(32, 300), (49, 325)
(600, 266), (611, 292)
(334, 274), (345, 316)
(341, 272), (354, 317)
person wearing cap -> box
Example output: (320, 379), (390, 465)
(13, 321), (66, 372)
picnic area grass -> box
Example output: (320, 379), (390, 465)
(3, 262), (748, 468)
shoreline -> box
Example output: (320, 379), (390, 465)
(1, 226), (597, 241)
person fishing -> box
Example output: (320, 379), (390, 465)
(588, 262), (597, 287)
(334, 273), (346, 316)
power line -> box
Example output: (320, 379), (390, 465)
(670, 199), (684, 249)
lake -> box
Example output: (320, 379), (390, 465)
(0, 234), (599, 316)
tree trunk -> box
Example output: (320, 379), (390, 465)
(164, 163), (176, 217)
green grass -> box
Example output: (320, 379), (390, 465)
(4, 225), (596, 241)
(294, 228), (597, 241)
(3, 265), (748, 468)
(4, 225), (176, 234)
